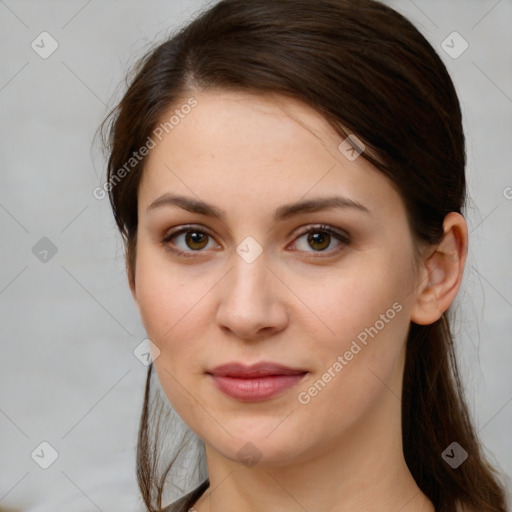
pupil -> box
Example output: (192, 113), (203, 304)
(186, 232), (207, 250)
(308, 232), (330, 251)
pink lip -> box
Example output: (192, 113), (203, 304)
(207, 362), (308, 401)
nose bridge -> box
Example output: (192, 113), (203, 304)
(215, 243), (288, 338)
(228, 246), (273, 305)
(225, 230), (270, 294)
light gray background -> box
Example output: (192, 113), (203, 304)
(1, 0), (511, 510)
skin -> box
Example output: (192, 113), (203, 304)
(130, 90), (468, 512)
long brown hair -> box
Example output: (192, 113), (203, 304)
(100, 0), (510, 510)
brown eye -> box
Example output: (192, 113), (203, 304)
(162, 226), (218, 257)
(184, 231), (209, 250)
(290, 225), (350, 257)
(162, 224), (349, 259)
(306, 231), (331, 251)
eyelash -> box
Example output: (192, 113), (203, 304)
(161, 224), (350, 260)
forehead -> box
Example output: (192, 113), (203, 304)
(138, 90), (403, 220)
(148, 90), (337, 171)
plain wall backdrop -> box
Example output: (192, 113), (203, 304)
(1, 0), (511, 510)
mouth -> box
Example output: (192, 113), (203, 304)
(206, 361), (308, 402)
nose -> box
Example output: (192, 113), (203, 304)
(215, 253), (289, 341)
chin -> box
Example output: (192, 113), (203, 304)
(208, 428), (305, 468)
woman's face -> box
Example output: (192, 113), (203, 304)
(132, 90), (423, 467)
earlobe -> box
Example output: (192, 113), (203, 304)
(411, 212), (468, 326)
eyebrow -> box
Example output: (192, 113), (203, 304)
(146, 193), (371, 222)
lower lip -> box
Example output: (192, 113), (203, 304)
(209, 373), (307, 401)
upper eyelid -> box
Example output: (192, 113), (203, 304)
(163, 223), (348, 239)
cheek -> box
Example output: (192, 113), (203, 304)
(134, 245), (203, 343)
(298, 253), (412, 355)
(134, 250), (210, 421)
(293, 255), (413, 410)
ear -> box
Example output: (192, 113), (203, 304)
(411, 212), (468, 325)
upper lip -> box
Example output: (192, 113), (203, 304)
(208, 362), (308, 378)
